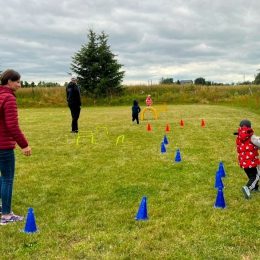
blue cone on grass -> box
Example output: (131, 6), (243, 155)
(214, 188), (226, 209)
(214, 170), (224, 189)
(135, 196), (148, 220)
(174, 149), (181, 162)
(161, 142), (166, 153)
(22, 207), (39, 233)
(163, 135), (168, 145)
(218, 161), (226, 178)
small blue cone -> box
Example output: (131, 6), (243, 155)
(214, 170), (224, 189)
(161, 142), (166, 153)
(163, 135), (168, 145)
(22, 207), (39, 233)
(218, 162), (226, 178)
(174, 149), (181, 162)
(214, 188), (226, 209)
(135, 196), (148, 220)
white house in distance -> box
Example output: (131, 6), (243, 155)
(180, 80), (193, 84)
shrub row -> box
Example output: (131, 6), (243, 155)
(16, 84), (260, 111)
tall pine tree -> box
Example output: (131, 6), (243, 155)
(70, 29), (125, 97)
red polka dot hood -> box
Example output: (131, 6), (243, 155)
(235, 126), (260, 168)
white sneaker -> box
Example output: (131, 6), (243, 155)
(242, 186), (251, 199)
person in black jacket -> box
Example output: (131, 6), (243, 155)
(66, 75), (81, 133)
(132, 100), (141, 124)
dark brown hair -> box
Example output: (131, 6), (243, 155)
(0, 69), (21, 85)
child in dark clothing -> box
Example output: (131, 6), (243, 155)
(132, 100), (141, 124)
(234, 119), (260, 199)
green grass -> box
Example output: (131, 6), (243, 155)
(1, 105), (260, 259)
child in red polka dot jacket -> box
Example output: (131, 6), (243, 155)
(234, 119), (260, 199)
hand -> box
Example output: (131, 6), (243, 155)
(23, 146), (32, 156)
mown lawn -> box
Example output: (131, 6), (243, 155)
(1, 104), (260, 260)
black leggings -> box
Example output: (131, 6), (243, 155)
(69, 105), (81, 132)
(132, 115), (139, 124)
(244, 167), (260, 190)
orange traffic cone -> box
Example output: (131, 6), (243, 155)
(147, 123), (151, 131)
(201, 119), (205, 126)
(180, 119), (184, 126)
(165, 124), (169, 132)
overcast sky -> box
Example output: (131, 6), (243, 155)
(1, 0), (260, 85)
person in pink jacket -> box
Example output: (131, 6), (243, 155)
(0, 69), (31, 224)
(146, 94), (153, 106)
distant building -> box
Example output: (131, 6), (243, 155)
(180, 80), (193, 85)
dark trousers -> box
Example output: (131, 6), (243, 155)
(69, 105), (81, 132)
(132, 115), (139, 124)
(244, 167), (260, 190)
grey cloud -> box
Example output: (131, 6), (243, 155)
(1, 0), (260, 85)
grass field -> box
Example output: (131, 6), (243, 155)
(1, 104), (260, 259)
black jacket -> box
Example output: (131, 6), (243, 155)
(132, 100), (141, 116)
(66, 82), (81, 106)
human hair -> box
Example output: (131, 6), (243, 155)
(0, 69), (21, 85)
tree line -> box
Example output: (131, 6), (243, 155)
(160, 73), (260, 86)
(20, 81), (62, 88)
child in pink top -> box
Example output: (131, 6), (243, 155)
(146, 94), (153, 106)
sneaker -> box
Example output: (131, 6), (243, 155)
(71, 131), (77, 134)
(251, 188), (260, 193)
(1, 213), (24, 224)
(242, 186), (251, 199)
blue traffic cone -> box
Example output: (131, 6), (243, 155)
(135, 196), (148, 220)
(214, 170), (224, 189)
(174, 149), (181, 162)
(218, 162), (226, 178)
(163, 135), (168, 145)
(22, 207), (39, 233)
(214, 188), (226, 209)
(161, 142), (166, 153)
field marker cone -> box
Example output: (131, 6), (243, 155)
(135, 196), (148, 220)
(147, 123), (151, 131)
(214, 188), (226, 209)
(214, 171), (224, 189)
(165, 124), (170, 132)
(161, 142), (167, 153)
(218, 162), (226, 178)
(163, 135), (168, 145)
(174, 149), (182, 162)
(201, 119), (205, 126)
(180, 119), (184, 126)
(22, 207), (39, 233)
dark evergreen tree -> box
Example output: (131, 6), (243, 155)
(70, 29), (125, 97)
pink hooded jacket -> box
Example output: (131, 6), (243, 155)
(0, 86), (28, 150)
